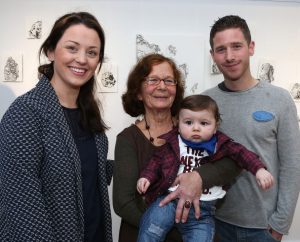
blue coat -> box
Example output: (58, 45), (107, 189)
(0, 77), (113, 242)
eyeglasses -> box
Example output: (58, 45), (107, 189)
(145, 77), (177, 86)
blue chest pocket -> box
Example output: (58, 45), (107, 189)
(252, 111), (274, 122)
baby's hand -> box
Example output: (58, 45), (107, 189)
(256, 168), (274, 190)
(137, 178), (150, 194)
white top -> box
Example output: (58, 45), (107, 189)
(168, 135), (226, 201)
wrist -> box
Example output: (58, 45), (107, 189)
(192, 170), (202, 183)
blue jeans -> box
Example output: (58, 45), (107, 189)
(137, 196), (215, 242)
(215, 219), (281, 242)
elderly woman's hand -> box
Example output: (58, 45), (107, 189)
(159, 171), (202, 223)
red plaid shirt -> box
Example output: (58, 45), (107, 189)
(140, 127), (266, 204)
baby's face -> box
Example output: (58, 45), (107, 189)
(178, 108), (217, 142)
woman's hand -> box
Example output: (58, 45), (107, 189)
(159, 171), (202, 223)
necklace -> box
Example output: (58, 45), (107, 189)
(144, 115), (174, 143)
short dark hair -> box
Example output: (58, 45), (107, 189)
(180, 95), (221, 124)
(38, 12), (107, 133)
(122, 53), (184, 117)
(210, 15), (251, 49)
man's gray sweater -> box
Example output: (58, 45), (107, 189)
(203, 80), (300, 234)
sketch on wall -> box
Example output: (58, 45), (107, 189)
(136, 34), (205, 95)
(136, 34), (161, 60)
(26, 18), (42, 39)
(1, 55), (23, 82)
(178, 63), (188, 89)
(96, 63), (118, 93)
(210, 57), (221, 75)
(257, 61), (275, 83)
(290, 83), (300, 101)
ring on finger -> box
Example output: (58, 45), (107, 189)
(184, 200), (191, 209)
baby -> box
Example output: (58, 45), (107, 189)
(136, 94), (273, 242)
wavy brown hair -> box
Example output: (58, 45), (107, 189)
(38, 12), (107, 133)
(122, 53), (184, 117)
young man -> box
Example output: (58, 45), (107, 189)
(203, 15), (300, 241)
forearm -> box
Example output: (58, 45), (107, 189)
(139, 156), (161, 184)
(1, 172), (55, 241)
(113, 194), (145, 227)
(269, 100), (300, 234)
(230, 141), (265, 175)
(113, 136), (146, 227)
(195, 157), (241, 189)
(269, 159), (300, 234)
(0, 105), (54, 240)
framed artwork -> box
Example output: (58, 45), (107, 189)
(257, 60), (276, 83)
(1, 54), (23, 83)
(290, 83), (300, 101)
(26, 17), (43, 39)
(96, 63), (118, 93)
(209, 57), (221, 75)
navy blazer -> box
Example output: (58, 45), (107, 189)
(0, 76), (113, 242)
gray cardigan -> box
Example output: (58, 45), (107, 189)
(0, 76), (113, 242)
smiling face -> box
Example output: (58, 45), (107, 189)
(138, 61), (177, 113)
(48, 24), (101, 92)
(178, 108), (217, 143)
(210, 28), (254, 83)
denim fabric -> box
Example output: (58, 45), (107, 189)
(215, 219), (281, 242)
(137, 196), (215, 242)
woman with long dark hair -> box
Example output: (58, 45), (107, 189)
(0, 12), (113, 242)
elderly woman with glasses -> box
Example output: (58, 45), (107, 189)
(113, 53), (241, 242)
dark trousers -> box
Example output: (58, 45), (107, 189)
(214, 219), (281, 242)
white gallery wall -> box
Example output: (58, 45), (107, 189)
(0, 0), (300, 241)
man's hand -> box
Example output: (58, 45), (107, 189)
(159, 171), (202, 223)
(268, 227), (283, 241)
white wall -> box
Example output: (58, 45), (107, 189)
(0, 0), (300, 241)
